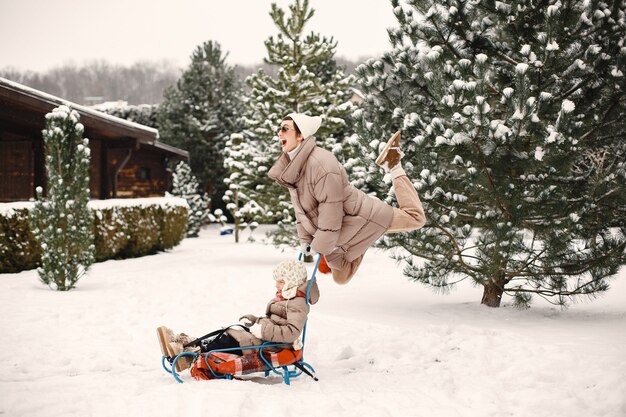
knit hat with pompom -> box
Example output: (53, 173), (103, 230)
(273, 260), (308, 299)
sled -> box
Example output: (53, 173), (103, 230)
(161, 253), (321, 385)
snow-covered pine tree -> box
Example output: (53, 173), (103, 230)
(238, 0), (356, 248)
(158, 41), (242, 210)
(171, 161), (210, 237)
(353, 0), (625, 307)
(31, 105), (95, 291)
(93, 102), (158, 128)
(222, 133), (262, 242)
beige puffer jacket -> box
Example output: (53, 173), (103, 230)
(227, 279), (320, 354)
(268, 137), (394, 269)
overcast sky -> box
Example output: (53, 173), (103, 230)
(0, 0), (399, 72)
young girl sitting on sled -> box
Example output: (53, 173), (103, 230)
(157, 259), (319, 372)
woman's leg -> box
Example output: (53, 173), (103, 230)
(375, 131), (426, 233)
(330, 254), (364, 285)
(387, 166), (426, 233)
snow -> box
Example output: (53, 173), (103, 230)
(547, 3), (561, 17)
(87, 196), (188, 210)
(540, 91), (552, 100)
(535, 146), (545, 161)
(1, 225), (625, 417)
(561, 99), (576, 113)
(492, 123), (512, 139)
(0, 201), (35, 216)
(515, 63), (529, 74)
(546, 41), (560, 51)
(0, 197), (187, 217)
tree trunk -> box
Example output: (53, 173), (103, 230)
(234, 190), (239, 243)
(481, 281), (504, 307)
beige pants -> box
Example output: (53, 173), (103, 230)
(332, 169), (425, 284)
(386, 170), (426, 233)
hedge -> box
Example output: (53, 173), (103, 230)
(0, 197), (188, 274)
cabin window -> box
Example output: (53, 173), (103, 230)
(137, 167), (151, 181)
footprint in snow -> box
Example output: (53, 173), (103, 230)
(336, 346), (355, 360)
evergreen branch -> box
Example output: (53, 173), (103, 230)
(407, 79), (438, 103)
(451, 0), (519, 68)
(556, 75), (594, 102)
(591, 132), (623, 142)
(470, 137), (511, 218)
(433, 224), (482, 273)
(512, 243), (625, 278)
(494, 50), (519, 67)
(505, 248), (546, 279)
(423, 275), (470, 289)
(430, 17), (462, 60)
(507, 231), (541, 275)
(580, 109), (621, 142)
(575, 24), (609, 43)
(504, 278), (606, 298)
(508, 230), (624, 280)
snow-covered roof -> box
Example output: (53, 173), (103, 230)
(0, 77), (187, 158)
(0, 77), (157, 137)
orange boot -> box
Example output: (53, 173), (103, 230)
(318, 255), (332, 274)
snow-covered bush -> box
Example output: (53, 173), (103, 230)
(0, 205), (41, 273)
(0, 198), (188, 274)
(92, 200), (188, 259)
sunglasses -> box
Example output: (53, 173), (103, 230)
(276, 125), (292, 135)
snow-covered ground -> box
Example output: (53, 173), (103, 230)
(1, 225), (624, 417)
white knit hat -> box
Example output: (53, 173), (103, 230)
(287, 112), (322, 139)
(273, 259), (308, 299)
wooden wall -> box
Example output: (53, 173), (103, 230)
(108, 146), (170, 198)
(0, 140), (34, 201)
(0, 138), (173, 201)
(89, 139), (102, 199)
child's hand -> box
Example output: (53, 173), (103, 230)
(239, 315), (257, 327)
(300, 242), (317, 257)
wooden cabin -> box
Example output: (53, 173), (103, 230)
(0, 77), (189, 202)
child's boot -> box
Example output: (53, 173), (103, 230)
(168, 342), (193, 372)
(157, 326), (197, 372)
(156, 326), (175, 357)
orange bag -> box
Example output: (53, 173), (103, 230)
(190, 349), (303, 381)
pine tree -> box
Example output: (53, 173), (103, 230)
(158, 41), (242, 210)
(94, 102), (158, 128)
(222, 133), (262, 242)
(31, 105), (95, 291)
(171, 161), (210, 238)
(236, 0), (356, 248)
(354, 0), (625, 307)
